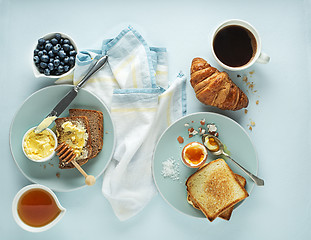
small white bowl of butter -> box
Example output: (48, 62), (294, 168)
(22, 127), (57, 162)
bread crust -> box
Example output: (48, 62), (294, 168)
(69, 109), (104, 159)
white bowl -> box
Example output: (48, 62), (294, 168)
(32, 32), (78, 79)
(12, 184), (66, 232)
(22, 127), (57, 163)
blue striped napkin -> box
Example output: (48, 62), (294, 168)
(57, 26), (187, 220)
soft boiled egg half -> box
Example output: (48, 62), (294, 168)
(181, 142), (208, 168)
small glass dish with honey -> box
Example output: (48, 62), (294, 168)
(12, 184), (66, 232)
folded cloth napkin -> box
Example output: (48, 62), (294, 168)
(56, 26), (187, 220)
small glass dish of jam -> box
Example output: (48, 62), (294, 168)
(12, 184), (66, 232)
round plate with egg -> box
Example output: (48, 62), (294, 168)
(152, 112), (258, 218)
(10, 85), (115, 192)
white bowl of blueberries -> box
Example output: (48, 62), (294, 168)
(33, 32), (78, 78)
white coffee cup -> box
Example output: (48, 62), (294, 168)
(211, 19), (270, 71)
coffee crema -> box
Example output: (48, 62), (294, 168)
(213, 25), (257, 67)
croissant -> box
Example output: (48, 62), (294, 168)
(190, 57), (248, 111)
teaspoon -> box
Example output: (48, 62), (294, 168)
(202, 134), (264, 186)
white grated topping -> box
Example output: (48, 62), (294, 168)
(161, 157), (180, 180)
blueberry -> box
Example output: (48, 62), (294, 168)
(58, 50), (66, 59)
(40, 62), (47, 69)
(38, 38), (46, 45)
(45, 40), (50, 44)
(64, 65), (70, 72)
(33, 56), (40, 64)
(44, 68), (51, 76)
(48, 62), (54, 71)
(51, 38), (58, 45)
(45, 43), (53, 51)
(69, 45), (74, 51)
(69, 50), (77, 56)
(57, 65), (64, 73)
(54, 59), (60, 67)
(55, 55), (60, 60)
(34, 49), (39, 56)
(48, 50), (54, 58)
(60, 61), (65, 66)
(39, 68), (44, 73)
(42, 50), (47, 55)
(63, 39), (70, 44)
(38, 51), (44, 57)
(68, 56), (75, 66)
(49, 58), (54, 63)
(63, 56), (69, 64)
(37, 44), (44, 50)
(62, 44), (70, 52)
(55, 33), (61, 40)
(52, 44), (61, 54)
(59, 38), (64, 44)
(41, 55), (49, 63)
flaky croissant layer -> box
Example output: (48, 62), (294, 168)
(190, 58), (248, 111)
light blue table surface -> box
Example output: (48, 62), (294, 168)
(1, 0), (311, 239)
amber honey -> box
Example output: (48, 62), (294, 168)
(17, 188), (61, 227)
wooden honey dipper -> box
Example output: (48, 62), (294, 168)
(55, 143), (96, 186)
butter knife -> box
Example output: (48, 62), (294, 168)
(34, 55), (108, 133)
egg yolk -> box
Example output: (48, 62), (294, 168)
(184, 145), (205, 164)
(205, 137), (219, 152)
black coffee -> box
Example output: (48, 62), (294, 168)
(213, 25), (256, 67)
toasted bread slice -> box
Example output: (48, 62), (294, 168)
(69, 109), (103, 159)
(218, 174), (246, 220)
(187, 173), (246, 221)
(55, 116), (92, 169)
(186, 159), (249, 222)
